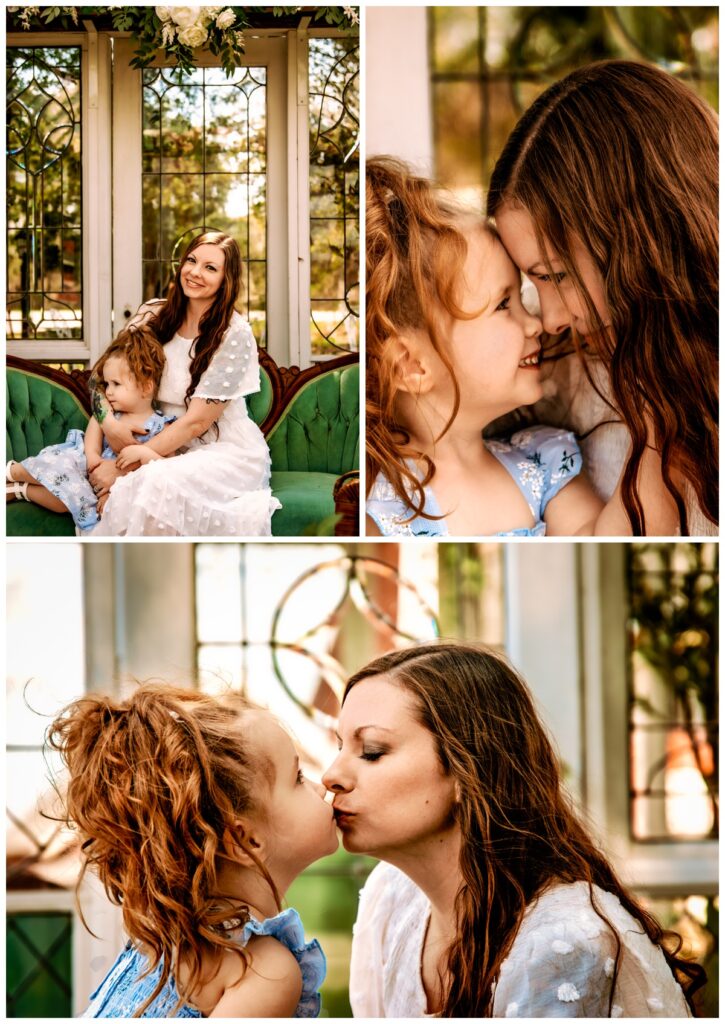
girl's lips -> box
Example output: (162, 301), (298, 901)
(518, 351), (541, 369)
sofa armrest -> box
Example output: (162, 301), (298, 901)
(333, 470), (359, 536)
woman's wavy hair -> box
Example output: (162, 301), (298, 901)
(47, 684), (279, 1017)
(487, 59), (718, 535)
(91, 322), (166, 400)
(345, 642), (706, 1017)
(366, 157), (490, 519)
(149, 231), (243, 406)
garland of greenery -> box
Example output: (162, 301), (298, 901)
(7, 6), (358, 76)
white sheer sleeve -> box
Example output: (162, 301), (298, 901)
(191, 314), (260, 401)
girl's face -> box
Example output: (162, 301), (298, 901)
(428, 230), (544, 422)
(248, 714), (338, 881)
(179, 243), (226, 303)
(322, 675), (459, 859)
(103, 356), (150, 413)
(494, 202), (610, 340)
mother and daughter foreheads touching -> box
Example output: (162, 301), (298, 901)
(366, 60), (718, 540)
(56, 642), (703, 1019)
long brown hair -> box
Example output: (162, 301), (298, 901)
(91, 322), (166, 400)
(345, 642), (706, 1016)
(488, 59), (718, 535)
(366, 157), (488, 519)
(149, 231), (243, 406)
(47, 684), (279, 1017)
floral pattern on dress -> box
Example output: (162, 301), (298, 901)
(366, 425), (582, 537)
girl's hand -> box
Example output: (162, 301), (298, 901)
(86, 455), (103, 474)
(116, 444), (159, 470)
(101, 416), (148, 453)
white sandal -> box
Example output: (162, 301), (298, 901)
(7, 480), (29, 501)
(6, 460), (18, 482)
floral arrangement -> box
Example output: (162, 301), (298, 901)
(7, 6), (359, 76)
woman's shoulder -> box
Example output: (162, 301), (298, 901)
(225, 310), (256, 340)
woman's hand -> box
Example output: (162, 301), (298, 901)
(89, 460), (125, 497)
(101, 415), (148, 453)
(116, 444), (161, 470)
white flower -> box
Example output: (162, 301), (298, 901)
(161, 21), (177, 46)
(177, 22), (208, 47)
(215, 7), (236, 29)
(64, 6), (78, 23)
(557, 983), (580, 1003)
(343, 6), (360, 25)
(155, 6), (174, 22)
(170, 6), (203, 29)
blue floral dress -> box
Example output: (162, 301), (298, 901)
(366, 426), (582, 537)
(80, 907), (326, 1018)
(20, 411), (175, 532)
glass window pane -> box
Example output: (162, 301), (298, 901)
(309, 38), (360, 356)
(142, 65), (267, 344)
(6, 46), (82, 344)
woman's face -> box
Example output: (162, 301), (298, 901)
(495, 202), (610, 341)
(322, 675), (459, 859)
(179, 242), (226, 303)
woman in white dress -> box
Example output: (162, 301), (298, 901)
(323, 642), (705, 1017)
(89, 231), (280, 536)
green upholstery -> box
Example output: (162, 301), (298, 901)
(246, 364), (273, 428)
(267, 363), (359, 474)
(7, 367), (89, 460)
(6, 358), (358, 537)
(270, 470), (338, 535)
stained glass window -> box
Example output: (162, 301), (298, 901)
(309, 38), (360, 355)
(142, 65), (267, 344)
(6, 47), (82, 342)
(7, 913), (72, 1018)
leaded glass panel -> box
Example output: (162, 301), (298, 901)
(6, 47), (82, 342)
(142, 65), (267, 344)
(7, 913), (73, 1018)
(309, 38), (360, 355)
(627, 543), (718, 842)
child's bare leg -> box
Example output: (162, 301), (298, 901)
(23, 483), (69, 514)
(7, 463), (37, 484)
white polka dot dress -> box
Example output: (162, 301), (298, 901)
(91, 312), (281, 537)
(350, 865), (692, 1018)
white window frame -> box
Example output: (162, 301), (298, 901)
(7, 29), (113, 364)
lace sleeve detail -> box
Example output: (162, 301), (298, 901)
(191, 316), (260, 401)
(494, 915), (617, 1018)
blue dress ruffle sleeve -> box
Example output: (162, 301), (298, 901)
(366, 425), (582, 537)
(20, 411), (175, 532)
(80, 906), (326, 1018)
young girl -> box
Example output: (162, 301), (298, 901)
(48, 684), (337, 1017)
(6, 325), (175, 532)
(365, 158), (606, 538)
(488, 59), (718, 537)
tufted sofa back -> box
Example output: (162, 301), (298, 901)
(6, 367), (89, 462)
(266, 363), (359, 475)
(246, 364), (274, 428)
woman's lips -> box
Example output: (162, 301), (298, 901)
(333, 808), (356, 828)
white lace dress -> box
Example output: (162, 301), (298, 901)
(350, 864), (691, 1018)
(90, 312), (281, 537)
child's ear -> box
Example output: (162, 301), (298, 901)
(222, 822), (267, 866)
(388, 335), (434, 396)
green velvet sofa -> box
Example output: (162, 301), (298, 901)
(6, 351), (359, 537)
